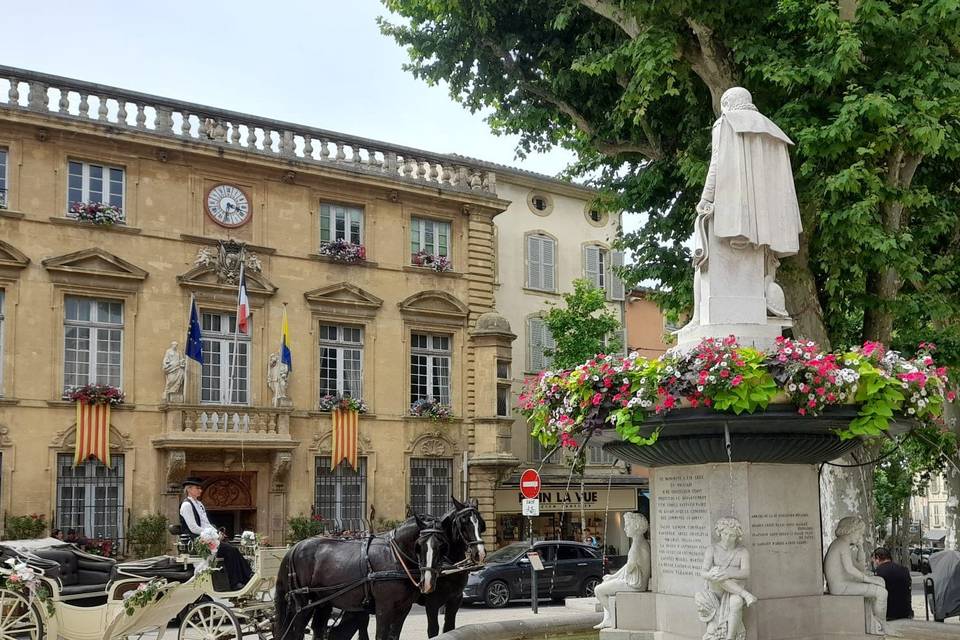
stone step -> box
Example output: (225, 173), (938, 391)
(887, 619), (960, 640)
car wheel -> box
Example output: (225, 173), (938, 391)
(581, 576), (601, 597)
(484, 580), (511, 609)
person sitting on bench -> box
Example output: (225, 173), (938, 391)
(179, 477), (252, 590)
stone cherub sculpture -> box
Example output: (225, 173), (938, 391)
(162, 341), (186, 402)
(680, 87), (803, 348)
(824, 516), (897, 637)
(267, 352), (290, 407)
(695, 517), (757, 640)
(593, 512), (651, 630)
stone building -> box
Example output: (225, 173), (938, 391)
(910, 473), (955, 548)
(0, 67), (517, 548)
(476, 166), (644, 555)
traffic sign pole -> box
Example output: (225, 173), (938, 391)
(520, 469), (542, 614)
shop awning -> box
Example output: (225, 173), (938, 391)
(923, 529), (948, 542)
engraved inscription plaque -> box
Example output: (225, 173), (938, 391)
(654, 469), (710, 593)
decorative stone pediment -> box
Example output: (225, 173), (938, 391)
(398, 290), (469, 325)
(304, 283), (383, 319)
(0, 240), (30, 275)
(50, 423), (133, 451)
(177, 265), (277, 299)
(42, 248), (147, 290)
(405, 430), (461, 457)
(309, 429), (373, 454)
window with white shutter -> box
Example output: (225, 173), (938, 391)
(526, 234), (556, 292)
(608, 250), (625, 300)
(583, 245), (605, 290)
(526, 317), (556, 372)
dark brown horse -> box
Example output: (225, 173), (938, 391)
(274, 515), (446, 640)
(323, 498), (487, 639)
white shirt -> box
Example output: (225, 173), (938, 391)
(179, 496), (211, 534)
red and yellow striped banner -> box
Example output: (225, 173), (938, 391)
(75, 401), (110, 466)
(331, 408), (359, 471)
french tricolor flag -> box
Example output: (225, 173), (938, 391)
(237, 263), (251, 335)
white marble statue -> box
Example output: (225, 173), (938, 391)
(695, 517), (757, 640)
(593, 512), (651, 630)
(162, 341), (186, 402)
(678, 86), (803, 350)
(267, 352), (290, 407)
(824, 516), (897, 637)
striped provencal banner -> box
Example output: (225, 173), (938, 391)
(74, 401), (110, 466)
(331, 408), (359, 471)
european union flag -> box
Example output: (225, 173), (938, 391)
(186, 297), (204, 364)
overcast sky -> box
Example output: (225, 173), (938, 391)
(1, 0), (575, 177)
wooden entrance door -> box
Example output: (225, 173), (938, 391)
(197, 471), (257, 538)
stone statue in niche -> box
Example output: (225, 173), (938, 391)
(678, 86), (802, 350)
(824, 516), (896, 637)
(593, 512), (651, 630)
(267, 352), (290, 407)
(162, 341), (186, 402)
(695, 517), (757, 640)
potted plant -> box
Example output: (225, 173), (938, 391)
(318, 239), (367, 264)
(69, 202), (124, 225)
(65, 383), (125, 405)
(409, 398), (453, 421)
(520, 337), (955, 466)
(411, 250), (452, 272)
(318, 394), (368, 413)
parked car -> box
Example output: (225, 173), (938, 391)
(909, 547), (942, 574)
(462, 541), (603, 608)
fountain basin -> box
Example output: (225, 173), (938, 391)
(597, 405), (911, 467)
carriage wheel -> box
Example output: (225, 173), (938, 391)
(177, 601), (242, 640)
(0, 588), (44, 639)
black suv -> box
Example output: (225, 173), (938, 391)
(462, 541), (603, 608)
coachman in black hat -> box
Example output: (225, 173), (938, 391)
(179, 477), (252, 589)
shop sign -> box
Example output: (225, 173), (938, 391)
(495, 487), (638, 513)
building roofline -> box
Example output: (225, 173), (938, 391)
(448, 153), (598, 196)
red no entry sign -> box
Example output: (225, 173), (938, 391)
(520, 468), (541, 500)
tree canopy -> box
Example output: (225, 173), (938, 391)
(380, 0), (960, 355)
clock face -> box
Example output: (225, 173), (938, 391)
(205, 184), (251, 228)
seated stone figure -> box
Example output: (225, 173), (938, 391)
(695, 517), (757, 640)
(593, 512), (651, 629)
(824, 516), (898, 637)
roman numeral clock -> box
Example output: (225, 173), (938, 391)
(205, 184), (251, 228)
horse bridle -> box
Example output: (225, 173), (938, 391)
(389, 525), (448, 589)
(450, 505), (485, 550)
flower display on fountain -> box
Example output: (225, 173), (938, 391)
(519, 336), (954, 454)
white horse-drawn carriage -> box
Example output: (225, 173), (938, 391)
(0, 535), (285, 640)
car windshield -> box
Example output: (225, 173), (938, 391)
(485, 543), (529, 563)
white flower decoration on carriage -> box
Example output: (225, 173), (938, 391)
(4, 558), (39, 585)
(240, 530), (258, 546)
(198, 526), (220, 554)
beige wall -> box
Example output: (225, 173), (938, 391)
(0, 113), (513, 546)
(491, 178), (624, 466)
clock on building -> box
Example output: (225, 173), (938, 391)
(205, 184), (251, 228)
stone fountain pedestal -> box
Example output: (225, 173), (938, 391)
(596, 409), (882, 640)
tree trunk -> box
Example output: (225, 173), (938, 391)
(778, 221), (831, 349)
(946, 401), (960, 551)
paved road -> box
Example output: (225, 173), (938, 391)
(911, 571), (959, 624)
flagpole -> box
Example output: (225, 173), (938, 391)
(228, 251), (245, 406)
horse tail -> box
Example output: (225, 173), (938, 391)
(273, 545), (298, 640)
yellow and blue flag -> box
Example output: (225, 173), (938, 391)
(280, 305), (292, 370)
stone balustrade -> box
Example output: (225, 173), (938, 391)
(0, 65), (498, 196)
(156, 404), (293, 446)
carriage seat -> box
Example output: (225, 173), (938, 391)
(116, 556), (194, 583)
(168, 524), (193, 555)
(31, 547), (116, 596)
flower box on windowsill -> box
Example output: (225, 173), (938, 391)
(318, 394), (369, 413)
(49, 217), (142, 234)
(408, 399), (453, 421)
(69, 202), (125, 226)
(64, 384), (125, 406)
(410, 251), (453, 272)
(317, 240), (367, 264)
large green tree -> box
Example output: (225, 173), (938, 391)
(381, 0), (960, 548)
(380, 0), (960, 354)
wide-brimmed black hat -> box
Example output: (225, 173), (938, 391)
(182, 476), (205, 488)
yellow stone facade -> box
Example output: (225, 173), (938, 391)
(0, 68), (518, 548)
